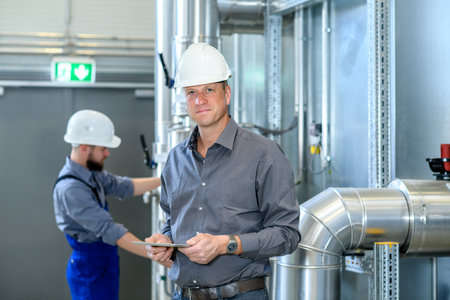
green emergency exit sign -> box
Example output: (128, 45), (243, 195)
(51, 57), (96, 83)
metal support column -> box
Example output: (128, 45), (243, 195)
(368, 0), (393, 188)
(265, 2), (282, 143)
(374, 242), (399, 300)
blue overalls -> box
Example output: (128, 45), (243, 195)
(55, 174), (120, 300)
(65, 234), (119, 300)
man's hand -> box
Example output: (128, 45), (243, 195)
(178, 233), (228, 264)
(145, 233), (174, 268)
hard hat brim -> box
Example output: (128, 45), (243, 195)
(109, 136), (121, 148)
(174, 75), (231, 89)
(64, 134), (121, 148)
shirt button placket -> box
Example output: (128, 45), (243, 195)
(198, 156), (209, 236)
(198, 176), (207, 235)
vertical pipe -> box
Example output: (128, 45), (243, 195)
(294, 8), (305, 184)
(64, 0), (72, 35)
(154, 1), (173, 299)
(306, 7), (313, 133)
(321, 0), (330, 171)
(232, 34), (241, 123)
(64, 0), (73, 55)
(306, 7), (313, 196)
(432, 257), (437, 300)
(155, 0), (173, 154)
(172, 0), (220, 135)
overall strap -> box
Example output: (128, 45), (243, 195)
(54, 174), (102, 207)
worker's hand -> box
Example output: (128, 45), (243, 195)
(145, 234), (174, 268)
(178, 233), (227, 265)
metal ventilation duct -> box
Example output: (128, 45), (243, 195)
(276, 179), (450, 299)
(218, 0), (265, 34)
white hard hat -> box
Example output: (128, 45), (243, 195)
(64, 110), (121, 148)
(174, 42), (232, 88)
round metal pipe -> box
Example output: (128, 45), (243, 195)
(171, 0), (220, 147)
(389, 179), (450, 256)
(154, 0), (173, 156)
(276, 179), (450, 299)
(294, 8), (305, 185)
(154, 1), (174, 299)
(174, 0), (219, 55)
(218, 0), (265, 26)
(276, 183), (408, 300)
(321, 0), (331, 171)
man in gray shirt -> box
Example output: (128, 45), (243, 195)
(146, 43), (301, 299)
(53, 109), (161, 300)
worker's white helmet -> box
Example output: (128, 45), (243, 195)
(64, 110), (121, 148)
(174, 42), (232, 88)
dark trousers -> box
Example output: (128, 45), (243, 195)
(172, 287), (269, 300)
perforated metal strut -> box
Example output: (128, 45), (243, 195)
(265, 4), (282, 143)
(368, 0), (392, 188)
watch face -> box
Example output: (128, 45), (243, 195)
(227, 242), (237, 253)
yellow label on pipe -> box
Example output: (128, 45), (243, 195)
(310, 146), (320, 154)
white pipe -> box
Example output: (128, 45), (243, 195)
(321, 0), (331, 170)
(294, 8), (305, 184)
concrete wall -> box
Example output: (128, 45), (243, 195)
(0, 86), (155, 299)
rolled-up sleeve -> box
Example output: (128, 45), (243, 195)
(61, 184), (128, 245)
(96, 171), (134, 199)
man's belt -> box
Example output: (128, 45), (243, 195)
(181, 277), (265, 300)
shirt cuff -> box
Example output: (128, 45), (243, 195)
(120, 177), (134, 199)
(238, 232), (260, 258)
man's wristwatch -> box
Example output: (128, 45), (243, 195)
(226, 234), (238, 254)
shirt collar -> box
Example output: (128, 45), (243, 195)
(65, 156), (94, 183)
(185, 117), (238, 152)
(215, 117), (238, 150)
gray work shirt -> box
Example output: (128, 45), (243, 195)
(53, 156), (134, 246)
(161, 118), (301, 288)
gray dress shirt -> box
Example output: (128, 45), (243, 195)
(53, 156), (134, 246)
(160, 118), (301, 288)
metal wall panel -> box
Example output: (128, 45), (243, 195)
(395, 0), (450, 180)
(0, 0), (65, 33)
(395, 1), (450, 299)
(0, 0), (154, 38)
(294, 0), (368, 202)
(328, 0), (368, 188)
(223, 34), (266, 128)
(72, 0), (155, 38)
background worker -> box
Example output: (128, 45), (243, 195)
(53, 109), (161, 300)
(146, 43), (301, 300)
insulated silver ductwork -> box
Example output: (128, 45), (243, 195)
(173, 0), (220, 67)
(171, 0), (220, 149)
(218, 0), (265, 34)
(276, 179), (450, 299)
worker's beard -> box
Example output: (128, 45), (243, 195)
(87, 159), (104, 171)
